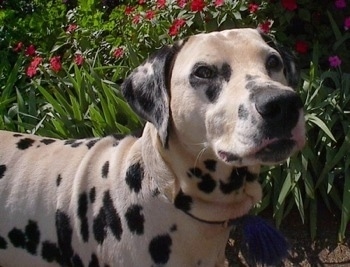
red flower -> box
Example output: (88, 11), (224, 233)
(259, 20), (272, 33)
(214, 0), (224, 7)
(113, 47), (124, 59)
(125, 6), (135, 15)
(295, 40), (308, 54)
(74, 54), (84, 66)
(13, 42), (24, 53)
(50, 56), (62, 73)
(281, 0), (297, 11)
(169, 18), (186, 36)
(177, 0), (187, 8)
(145, 10), (155, 20)
(132, 14), (141, 24)
(156, 0), (166, 8)
(248, 3), (259, 13)
(66, 24), (77, 33)
(25, 45), (36, 57)
(26, 56), (42, 78)
(138, 0), (146, 4)
(190, 0), (205, 12)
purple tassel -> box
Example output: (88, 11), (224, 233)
(232, 215), (289, 266)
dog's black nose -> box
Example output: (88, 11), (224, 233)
(255, 89), (302, 123)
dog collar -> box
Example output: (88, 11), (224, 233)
(179, 209), (235, 227)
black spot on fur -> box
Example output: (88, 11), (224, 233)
(41, 241), (61, 263)
(0, 235), (7, 249)
(245, 80), (257, 90)
(56, 210), (74, 265)
(0, 164), (6, 179)
(125, 204), (144, 235)
(101, 161), (109, 179)
(170, 224), (177, 232)
(238, 104), (249, 120)
(93, 191), (123, 244)
(41, 138), (56, 145)
(89, 254), (100, 267)
(125, 162), (144, 193)
(78, 192), (89, 242)
(72, 254), (84, 267)
(86, 139), (99, 149)
(8, 228), (25, 248)
(152, 188), (160, 197)
(188, 167), (216, 193)
(221, 63), (232, 82)
(93, 208), (107, 244)
(220, 168), (247, 194)
(203, 159), (217, 172)
(149, 234), (172, 264)
(25, 220), (40, 254)
(188, 167), (202, 177)
(17, 138), (35, 150)
(89, 187), (96, 203)
(246, 171), (258, 182)
(174, 190), (192, 212)
(64, 139), (82, 148)
(13, 133), (23, 137)
(197, 173), (216, 193)
(56, 174), (62, 187)
(103, 191), (123, 241)
(7, 221), (40, 254)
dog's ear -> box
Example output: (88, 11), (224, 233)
(122, 42), (184, 147)
(259, 32), (300, 89)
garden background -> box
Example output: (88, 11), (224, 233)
(0, 0), (350, 265)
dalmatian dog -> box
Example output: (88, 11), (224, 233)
(0, 28), (305, 267)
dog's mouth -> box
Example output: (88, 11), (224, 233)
(218, 138), (299, 165)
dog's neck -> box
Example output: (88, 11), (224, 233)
(141, 123), (263, 224)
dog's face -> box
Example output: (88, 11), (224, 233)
(122, 29), (305, 167)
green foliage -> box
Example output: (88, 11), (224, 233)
(0, 0), (349, 241)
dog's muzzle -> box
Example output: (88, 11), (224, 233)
(218, 85), (305, 165)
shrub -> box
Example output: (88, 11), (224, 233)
(0, 0), (349, 241)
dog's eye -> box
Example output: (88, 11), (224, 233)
(193, 66), (216, 79)
(266, 54), (283, 71)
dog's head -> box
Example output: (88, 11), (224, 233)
(122, 28), (305, 168)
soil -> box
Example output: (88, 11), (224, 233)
(225, 206), (350, 267)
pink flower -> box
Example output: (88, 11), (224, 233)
(169, 18), (186, 36)
(26, 56), (43, 78)
(328, 55), (342, 68)
(138, 0), (146, 4)
(335, 0), (346, 8)
(295, 40), (309, 54)
(344, 17), (350, 30)
(132, 14), (141, 24)
(214, 0), (224, 7)
(74, 54), (84, 66)
(281, 0), (297, 11)
(25, 45), (36, 57)
(190, 0), (205, 12)
(248, 3), (259, 13)
(66, 24), (77, 33)
(177, 0), (187, 8)
(113, 47), (124, 59)
(13, 42), (24, 53)
(50, 56), (62, 73)
(156, 0), (166, 8)
(259, 20), (272, 34)
(145, 10), (156, 20)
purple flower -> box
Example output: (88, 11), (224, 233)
(345, 17), (350, 30)
(334, 0), (346, 9)
(328, 56), (342, 68)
